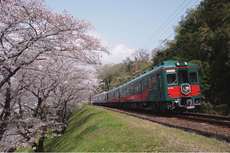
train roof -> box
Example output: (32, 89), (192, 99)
(156, 60), (198, 68)
(94, 91), (107, 97)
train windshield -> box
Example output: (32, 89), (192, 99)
(189, 72), (198, 83)
(178, 70), (189, 84)
(167, 73), (177, 85)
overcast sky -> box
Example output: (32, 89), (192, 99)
(45, 0), (201, 64)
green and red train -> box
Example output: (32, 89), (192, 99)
(92, 60), (202, 112)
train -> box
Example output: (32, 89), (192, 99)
(92, 60), (202, 112)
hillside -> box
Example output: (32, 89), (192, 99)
(45, 105), (230, 152)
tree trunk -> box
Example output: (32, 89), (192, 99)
(0, 81), (11, 141)
(34, 97), (42, 118)
(18, 98), (23, 118)
(35, 135), (45, 152)
(62, 101), (68, 123)
(34, 126), (46, 152)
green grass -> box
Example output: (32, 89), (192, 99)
(45, 105), (230, 152)
(15, 146), (33, 152)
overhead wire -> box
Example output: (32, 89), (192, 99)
(150, 0), (189, 40)
(156, 0), (195, 42)
(157, 0), (200, 44)
(145, 0), (188, 48)
(146, 0), (200, 49)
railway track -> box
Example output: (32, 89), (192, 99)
(101, 106), (230, 143)
(182, 112), (230, 121)
(176, 112), (230, 127)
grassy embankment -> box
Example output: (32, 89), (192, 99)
(45, 105), (230, 152)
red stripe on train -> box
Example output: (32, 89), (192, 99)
(120, 89), (149, 102)
(168, 85), (200, 98)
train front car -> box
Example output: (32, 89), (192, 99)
(163, 60), (202, 111)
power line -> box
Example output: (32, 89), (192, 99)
(145, 0), (188, 48)
(157, 0), (200, 42)
(150, 0), (188, 39)
(157, 0), (195, 41)
(146, 0), (200, 49)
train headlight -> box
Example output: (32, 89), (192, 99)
(186, 99), (193, 105)
(174, 98), (180, 103)
(195, 99), (200, 104)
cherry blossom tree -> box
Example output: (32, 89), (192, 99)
(0, 0), (104, 151)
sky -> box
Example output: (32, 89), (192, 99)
(45, 0), (201, 64)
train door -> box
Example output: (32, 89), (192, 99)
(156, 73), (162, 101)
(141, 78), (147, 101)
(147, 73), (157, 101)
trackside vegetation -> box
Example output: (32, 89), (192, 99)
(45, 105), (230, 152)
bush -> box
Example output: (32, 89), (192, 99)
(199, 102), (216, 114)
(214, 104), (230, 116)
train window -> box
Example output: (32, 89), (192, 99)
(132, 84), (135, 93)
(138, 83), (141, 92)
(167, 73), (177, 85)
(149, 75), (155, 88)
(129, 86), (132, 95)
(137, 83), (140, 93)
(151, 76), (155, 87)
(134, 85), (137, 93)
(178, 70), (189, 84)
(189, 72), (198, 83)
(132, 85), (135, 94)
(148, 77), (151, 88)
(142, 79), (147, 90)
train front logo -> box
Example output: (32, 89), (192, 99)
(181, 83), (191, 95)
(92, 60), (202, 112)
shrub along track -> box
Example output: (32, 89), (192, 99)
(100, 106), (230, 143)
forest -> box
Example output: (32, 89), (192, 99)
(97, 0), (230, 114)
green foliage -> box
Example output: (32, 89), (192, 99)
(97, 64), (125, 91)
(198, 102), (216, 114)
(15, 146), (33, 152)
(199, 103), (230, 116)
(97, 49), (152, 90)
(214, 104), (230, 116)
